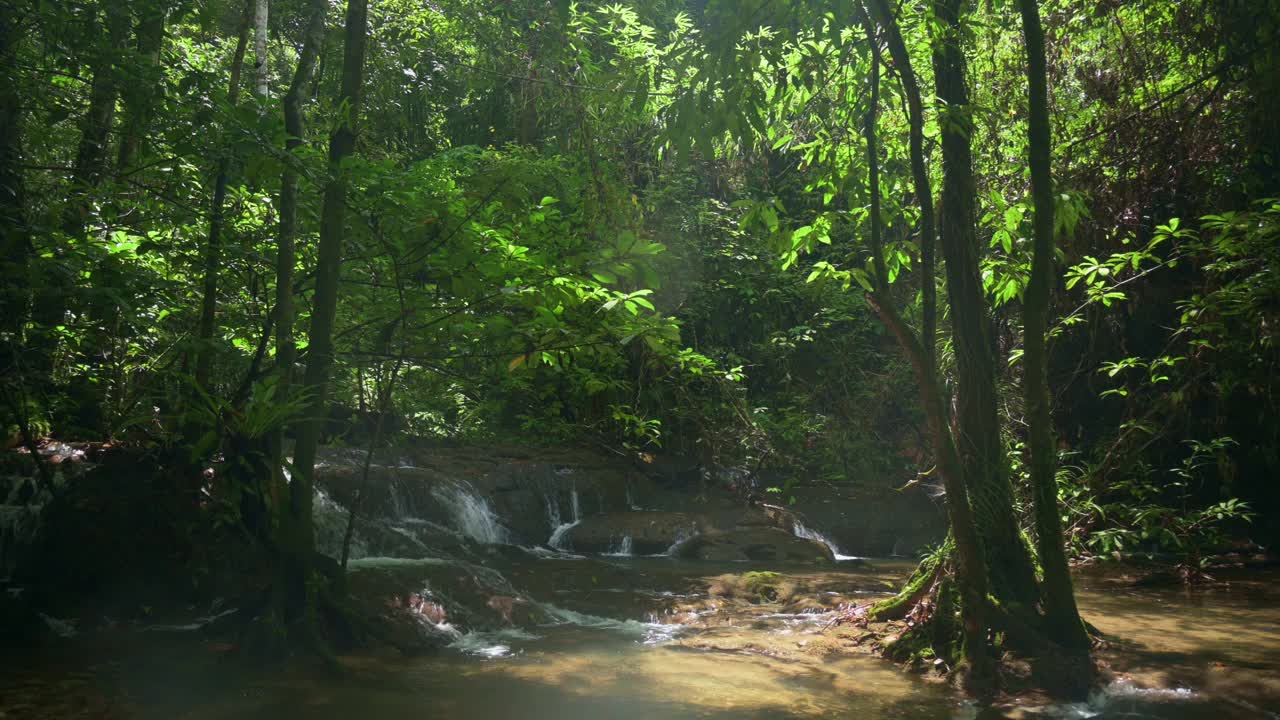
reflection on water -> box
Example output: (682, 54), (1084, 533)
(2, 559), (1278, 720)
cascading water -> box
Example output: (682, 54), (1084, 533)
(547, 487), (581, 550)
(664, 526), (694, 556)
(605, 535), (633, 557)
(791, 520), (862, 561)
(313, 486), (369, 561)
(387, 477), (416, 519)
(433, 481), (508, 544)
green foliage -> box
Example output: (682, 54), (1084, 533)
(3, 0), (1275, 554)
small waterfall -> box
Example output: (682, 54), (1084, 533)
(664, 526), (694, 556)
(792, 520), (861, 561)
(625, 482), (645, 511)
(387, 477), (416, 519)
(605, 535), (633, 557)
(547, 488), (581, 550)
(433, 481), (507, 544)
(543, 492), (562, 529)
(313, 487), (369, 561)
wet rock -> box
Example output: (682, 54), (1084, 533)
(785, 484), (946, 557)
(562, 512), (708, 554)
(676, 527), (835, 564)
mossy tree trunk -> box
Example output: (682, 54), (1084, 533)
(1016, 0), (1091, 653)
(929, 0), (1040, 610)
(857, 8), (995, 694)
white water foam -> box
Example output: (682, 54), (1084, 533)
(1007, 679), (1204, 720)
(433, 481), (508, 544)
(547, 488), (581, 550)
(604, 535), (633, 557)
(792, 520), (863, 561)
(663, 526), (694, 556)
(450, 628), (543, 658)
(538, 603), (684, 645)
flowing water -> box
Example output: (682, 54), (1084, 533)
(791, 519), (865, 562)
(3, 468), (1278, 720)
(545, 487), (582, 551)
(432, 480), (508, 545)
(6, 555), (1277, 719)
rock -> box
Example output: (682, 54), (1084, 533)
(784, 484), (946, 557)
(562, 512), (707, 554)
(676, 527), (835, 564)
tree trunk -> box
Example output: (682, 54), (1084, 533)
(859, 14), (993, 694)
(193, 4), (251, 392)
(68, 3), (130, 202)
(275, 0), (324, 395)
(116, 3), (168, 174)
(866, 0), (936, 370)
(268, 0), (326, 580)
(930, 0), (1039, 609)
(1016, 0), (1090, 653)
(288, 0), (369, 621)
(253, 0), (269, 99)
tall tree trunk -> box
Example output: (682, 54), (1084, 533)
(116, 2), (168, 174)
(858, 14), (993, 694)
(275, 0), (324, 396)
(289, 0), (369, 620)
(67, 3), (130, 204)
(866, 0), (936, 369)
(930, 0), (1039, 609)
(1016, 0), (1090, 652)
(268, 0), (325, 574)
(193, 4), (251, 392)
(253, 0), (269, 98)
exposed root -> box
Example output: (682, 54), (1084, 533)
(868, 541), (949, 621)
(830, 543), (1097, 701)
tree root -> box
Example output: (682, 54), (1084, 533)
(868, 541), (949, 621)
(851, 542), (1097, 700)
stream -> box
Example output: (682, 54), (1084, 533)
(3, 451), (1278, 719)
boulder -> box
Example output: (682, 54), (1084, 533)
(676, 527), (835, 564)
(562, 512), (708, 554)
(786, 484), (946, 557)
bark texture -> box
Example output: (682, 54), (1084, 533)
(930, 0), (1039, 609)
(1016, 0), (1091, 652)
(859, 9), (994, 693)
(253, 0), (269, 98)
